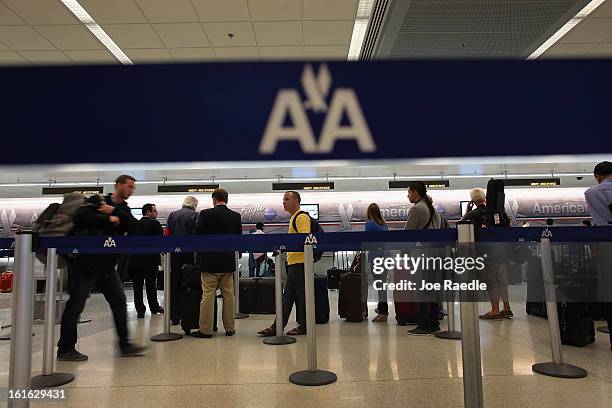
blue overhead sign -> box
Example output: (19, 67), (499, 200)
(1, 59), (611, 166)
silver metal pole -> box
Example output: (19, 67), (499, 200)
(31, 249), (74, 388)
(289, 243), (336, 386)
(456, 223), (483, 408)
(8, 232), (34, 408)
(263, 252), (296, 345)
(163, 253), (171, 333)
(151, 253), (182, 342)
(448, 299), (456, 332)
(532, 238), (587, 378)
(235, 251), (248, 319)
(304, 246), (317, 372)
(42, 249), (57, 375)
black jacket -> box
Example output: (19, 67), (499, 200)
(194, 205), (242, 273)
(130, 217), (163, 270)
(72, 202), (121, 270)
(104, 194), (138, 235)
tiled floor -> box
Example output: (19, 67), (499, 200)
(1, 289), (611, 408)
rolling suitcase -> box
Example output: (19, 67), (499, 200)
(255, 277), (275, 314)
(327, 251), (348, 290)
(239, 278), (258, 314)
(180, 264), (217, 334)
(0, 271), (13, 293)
(393, 268), (419, 325)
(558, 302), (595, 347)
(314, 275), (330, 324)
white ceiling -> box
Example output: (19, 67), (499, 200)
(542, 0), (612, 57)
(0, 0), (359, 65)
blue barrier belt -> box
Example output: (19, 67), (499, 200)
(0, 227), (610, 253)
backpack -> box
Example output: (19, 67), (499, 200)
(33, 193), (84, 236)
(291, 211), (324, 263)
(33, 193), (85, 268)
(484, 179), (511, 227)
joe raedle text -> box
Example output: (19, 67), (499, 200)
(373, 279), (487, 292)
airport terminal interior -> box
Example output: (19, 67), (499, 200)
(1, 1), (612, 408)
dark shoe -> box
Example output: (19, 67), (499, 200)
(500, 310), (514, 319)
(137, 313), (145, 319)
(257, 326), (275, 337)
(152, 307), (164, 314)
(479, 312), (503, 320)
(57, 349), (88, 361)
(191, 331), (212, 339)
(225, 331), (235, 337)
(120, 344), (147, 357)
(171, 319), (181, 326)
(407, 326), (434, 336)
(286, 326), (307, 336)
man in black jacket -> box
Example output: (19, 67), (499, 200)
(131, 203), (164, 318)
(57, 175), (146, 361)
(191, 188), (242, 338)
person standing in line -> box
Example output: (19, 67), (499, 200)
(252, 222), (267, 277)
(131, 203), (164, 318)
(365, 203), (389, 323)
(166, 196), (199, 325)
(258, 191), (311, 336)
(584, 161), (612, 350)
(57, 175), (145, 361)
(460, 188), (486, 225)
(191, 189), (242, 338)
(404, 182), (443, 336)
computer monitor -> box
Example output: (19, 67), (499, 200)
(131, 208), (143, 219)
(301, 204), (319, 220)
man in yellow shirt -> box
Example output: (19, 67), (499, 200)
(258, 191), (311, 336)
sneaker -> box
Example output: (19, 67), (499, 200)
(500, 310), (514, 319)
(120, 344), (147, 357)
(407, 327), (434, 336)
(57, 349), (88, 361)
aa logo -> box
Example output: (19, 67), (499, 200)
(305, 234), (318, 245)
(174, 247), (182, 253)
(72, 249), (79, 254)
(541, 229), (553, 238)
(260, 63), (376, 154)
(10, 241), (15, 249)
(103, 237), (117, 248)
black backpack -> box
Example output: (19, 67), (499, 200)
(291, 211), (324, 262)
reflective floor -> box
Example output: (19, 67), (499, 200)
(1, 289), (611, 408)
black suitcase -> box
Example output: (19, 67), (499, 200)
(180, 287), (202, 334)
(558, 302), (595, 347)
(314, 275), (330, 324)
(255, 277), (275, 314)
(239, 278), (258, 314)
(327, 268), (341, 290)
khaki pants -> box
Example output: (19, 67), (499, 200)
(199, 272), (235, 335)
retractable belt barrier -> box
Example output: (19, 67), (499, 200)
(4, 227), (612, 408)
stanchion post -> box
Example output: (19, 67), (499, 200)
(264, 251), (296, 345)
(31, 248), (74, 388)
(435, 290), (461, 340)
(456, 223), (484, 408)
(234, 251), (249, 319)
(151, 253), (183, 342)
(289, 242), (336, 386)
(532, 238), (587, 378)
(8, 232), (35, 408)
